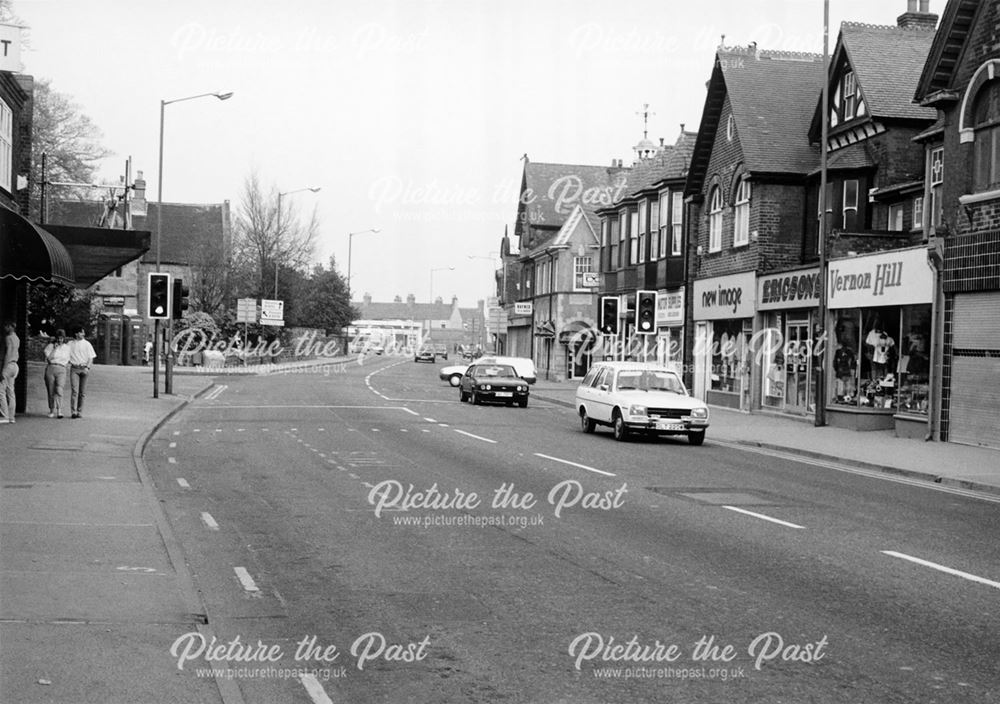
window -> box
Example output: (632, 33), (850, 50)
(0, 98), (11, 193)
(708, 186), (723, 252)
(888, 203), (904, 232)
(842, 71), (857, 121)
(637, 201), (647, 264)
(609, 217), (620, 269)
(843, 179), (858, 230)
(658, 191), (669, 258)
(671, 192), (683, 256)
(929, 147), (944, 228)
(619, 210), (628, 267)
(912, 196), (923, 231)
(601, 220), (609, 270)
(629, 209), (639, 265)
(733, 179), (751, 246)
(973, 81), (1000, 192)
(573, 256), (593, 291)
(726, 114), (734, 141)
(649, 200), (660, 260)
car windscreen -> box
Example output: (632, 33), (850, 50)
(475, 365), (517, 378)
(616, 370), (684, 393)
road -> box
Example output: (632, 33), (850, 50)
(145, 356), (1000, 703)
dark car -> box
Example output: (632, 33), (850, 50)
(434, 344), (449, 360)
(459, 363), (529, 407)
(414, 346), (436, 363)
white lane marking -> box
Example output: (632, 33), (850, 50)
(372, 428), (380, 432)
(882, 551), (1000, 590)
(299, 672), (334, 704)
(193, 429), (201, 433)
(722, 506), (805, 529)
(233, 566), (260, 593)
(423, 417), (437, 423)
(237, 428), (245, 432)
(438, 423), (449, 427)
(400, 407), (419, 416)
(201, 512), (220, 530)
(421, 428), (430, 433)
(167, 457), (177, 464)
(400, 429), (408, 432)
(173, 431), (180, 436)
(533, 452), (616, 477)
(168, 442), (177, 449)
(177, 478), (190, 489)
(349, 473), (359, 479)
(204, 385), (228, 401)
(453, 429), (497, 444)
(318, 427), (325, 431)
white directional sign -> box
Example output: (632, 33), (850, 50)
(260, 299), (285, 327)
(236, 298), (257, 323)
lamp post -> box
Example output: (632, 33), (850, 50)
(346, 228), (380, 296)
(275, 187), (321, 298)
(155, 90), (232, 398)
(429, 266), (455, 303)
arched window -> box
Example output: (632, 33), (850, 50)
(733, 178), (751, 246)
(973, 79), (1000, 191)
(709, 186), (723, 252)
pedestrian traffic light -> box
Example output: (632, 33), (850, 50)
(147, 272), (172, 320)
(172, 278), (190, 319)
(600, 296), (619, 335)
(636, 290), (657, 334)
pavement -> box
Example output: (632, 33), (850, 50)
(1, 357), (998, 702)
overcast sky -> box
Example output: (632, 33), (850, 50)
(16, 0), (912, 306)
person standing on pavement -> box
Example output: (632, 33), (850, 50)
(0, 321), (19, 423)
(67, 326), (97, 419)
(43, 329), (71, 418)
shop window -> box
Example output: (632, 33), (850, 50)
(973, 79), (1000, 192)
(733, 178), (751, 246)
(710, 319), (747, 394)
(708, 186), (723, 253)
(896, 307), (931, 416)
(649, 199), (660, 260)
(637, 201), (647, 264)
(671, 192), (683, 256)
(888, 203), (904, 232)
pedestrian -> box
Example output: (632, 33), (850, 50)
(43, 329), (71, 418)
(0, 320), (19, 423)
(67, 326), (97, 419)
(143, 336), (152, 365)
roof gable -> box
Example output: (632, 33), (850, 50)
(915, 0), (982, 102)
(552, 204), (599, 248)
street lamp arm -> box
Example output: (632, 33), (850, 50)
(162, 91), (234, 106)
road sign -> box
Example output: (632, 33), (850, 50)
(260, 299), (285, 327)
(236, 298), (257, 323)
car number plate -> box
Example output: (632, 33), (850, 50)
(657, 422), (685, 431)
(495, 391), (513, 397)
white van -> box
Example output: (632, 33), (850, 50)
(475, 356), (537, 384)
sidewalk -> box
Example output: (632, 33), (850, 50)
(530, 379), (1000, 497)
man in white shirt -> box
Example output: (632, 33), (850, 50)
(68, 326), (97, 419)
(0, 321), (19, 423)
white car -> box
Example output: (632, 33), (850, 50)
(574, 361), (709, 445)
(439, 363), (471, 386)
(475, 356), (537, 384)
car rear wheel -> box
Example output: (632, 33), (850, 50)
(448, 374), (462, 387)
(688, 430), (706, 446)
(612, 413), (629, 441)
(580, 409), (596, 434)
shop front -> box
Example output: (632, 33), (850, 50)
(756, 267), (821, 416)
(825, 247), (934, 436)
(654, 287), (685, 375)
(693, 272), (756, 411)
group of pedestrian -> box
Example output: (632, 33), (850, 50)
(41, 327), (96, 419)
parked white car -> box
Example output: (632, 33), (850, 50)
(574, 361), (709, 444)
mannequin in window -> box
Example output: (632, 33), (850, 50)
(865, 319), (895, 380)
(833, 343), (856, 401)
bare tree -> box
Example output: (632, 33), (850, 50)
(232, 170), (318, 299)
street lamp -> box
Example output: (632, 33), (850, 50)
(275, 186), (321, 297)
(155, 90), (232, 398)
(429, 266), (455, 303)
(347, 228), (380, 297)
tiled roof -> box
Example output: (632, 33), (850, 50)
(724, 49), (827, 175)
(46, 199), (229, 266)
(807, 141), (876, 176)
(840, 22), (937, 121)
(355, 301), (454, 320)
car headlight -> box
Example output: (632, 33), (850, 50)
(628, 405), (648, 417)
(482, 384), (491, 391)
(518, 386), (525, 392)
(690, 407), (708, 418)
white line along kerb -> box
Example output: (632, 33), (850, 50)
(882, 550), (1000, 590)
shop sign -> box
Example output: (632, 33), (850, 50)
(827, 247), (932, 309)
(693, 272), (756, 320)
(757, 268), (820, 311)
(656, 288), (685, 326)
(103, 296), (125, 307)
(514, 301), (533, 315)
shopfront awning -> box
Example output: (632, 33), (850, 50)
(43, 224), (151, 288)
(0, 207), (75, 285)
(534, 319), (556, 338)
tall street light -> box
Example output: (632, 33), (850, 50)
(429, 266), (455, 303)
(347, 228), (380, 298)
(155, 90), (232, 398)
(275, 186), (321, 297)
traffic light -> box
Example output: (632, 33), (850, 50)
(600, 296), (619, 335)
(172, 278), (190, 319)
(147, 272), (172, 320)
(636, 290), (657, 334)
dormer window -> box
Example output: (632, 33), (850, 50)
(843, 72), (857, 120)
(831, 69), (866, 126)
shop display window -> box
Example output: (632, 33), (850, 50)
(711, 319), (748, 394)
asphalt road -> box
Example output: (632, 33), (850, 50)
(145, 356), (1000, 703)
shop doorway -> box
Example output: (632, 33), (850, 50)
(784, 314), (813, 413)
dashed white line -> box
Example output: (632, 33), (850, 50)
(722, 506), (805, 530)
(421, 429), (430, 433)
(299, 672), (334, 703)
(167, 457), (177, 464)
(533, 452), (616, 477)
(349, 473), (359, 479)
(423, 417), (437, 423)
(453, 429), (497, 444)
(201, 512), (220, 530)
(882, 551), (1000, 590)
(168, 442), (177, 449)
(438, 423), (449, 427)
(233, 567), (260, 593)
(400, 408), (419, 416)
(177, 478), (190, 489)
(172, 431), (180, 436)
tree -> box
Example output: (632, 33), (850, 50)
(297, 257), (357, 333)
(27, 283), (96, 336)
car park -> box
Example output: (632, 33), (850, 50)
(574, 361), (709, 444)
(459, 363), (530, 407)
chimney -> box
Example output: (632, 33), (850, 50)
(435, 296), (443, 305)
(130, 170), (147, 217)
(393, 294), (402, 302)
(451, 295), (459, 307)
(363, 292), (372, 305)
(897, 0), (937, 30)
(406, 293), (415, 304)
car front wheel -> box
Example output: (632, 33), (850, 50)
(688, 430), (706, 446)
(580, 409), (596, 434)
(449, 374), (462, 387)
(472, 391), (481, 405)
(612, 414), (629, 441)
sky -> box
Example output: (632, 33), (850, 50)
(14, 0), (912, 307)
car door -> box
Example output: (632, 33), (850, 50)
(461, 365), (478, 394)
(589, 367), (615, 423)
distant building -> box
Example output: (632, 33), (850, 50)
(349, 293), (485, 351)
